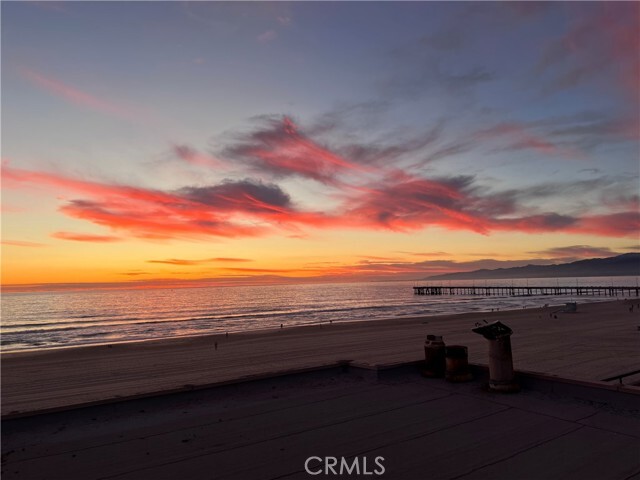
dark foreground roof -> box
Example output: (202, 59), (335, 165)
(2, 365), (639, 480)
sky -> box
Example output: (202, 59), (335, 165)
(2, 1), (639, 290)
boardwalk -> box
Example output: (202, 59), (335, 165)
(413, 285), (640, 297)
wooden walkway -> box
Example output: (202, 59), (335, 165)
(413, 285), (640, 296)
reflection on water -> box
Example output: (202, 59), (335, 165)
(2, 276), (638, 351)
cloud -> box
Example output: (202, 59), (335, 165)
(222, 115), (369, 185)
(18, 67), (144, 122)
(173, 145), (226, 168)
(570, 211), (640, 238)
(340, 170), (637, 238)
(307, 100), (391, 136)
(479, 122), (583, 159)
(4, 165), (330, 240)
(179, 180), (293, 214)
(214, 257), (253, 263)
(1, 240), (46, 247)
(4, 157), (637, 242)
(415, 139), (475, 166)
(381, 58), (494, 101)
(342, 171), (493, 233)
(338, 121), (444, 167)
(529, 245), (617, 259)
(51, 231), (122, 243)
(220, 267), (291, 273)
(257, 30), (277, 43)
(148, 257), (252, 266)
(535, 3), (639, 103)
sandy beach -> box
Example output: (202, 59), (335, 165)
(2, 298), (639, 417)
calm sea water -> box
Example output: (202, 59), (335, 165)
(2, 276), (638, 351)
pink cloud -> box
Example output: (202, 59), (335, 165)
(173, 145), (227, 168)
(479, 122), (583, 159)
(538, 3), (639, 104)
(257, 30), (277, 43)
(51, 232), (123, 243)
(4, 163), (637, 241)
(18, 67), (145, 122)
(569, 211), (640, 238)
(342, 171), (492, 233)
(1, 240), (46, 247)
(225, 116), (371, 185)
(3, 165), (331, 240)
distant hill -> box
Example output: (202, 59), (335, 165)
(426, 253), (640, 280)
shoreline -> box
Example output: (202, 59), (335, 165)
(1, 297), (630, 355)
(2, 299), (639, 417)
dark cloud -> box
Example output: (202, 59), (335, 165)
(529, 245), (617, 259)
(180, 179), (292, 213)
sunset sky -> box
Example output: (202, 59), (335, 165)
(2, 1), (639, 289)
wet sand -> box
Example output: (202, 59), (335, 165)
(2, 298), (639, 417)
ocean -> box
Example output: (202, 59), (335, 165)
(2, 276), (638, 351)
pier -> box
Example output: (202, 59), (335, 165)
(413, 285), (640, 297)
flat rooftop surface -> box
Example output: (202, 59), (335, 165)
(3, 366), (639, 480)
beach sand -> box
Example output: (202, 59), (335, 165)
(2, 298), (639, 417)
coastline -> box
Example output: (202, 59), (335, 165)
(4, 277), (638, 353)
(2, 298), (639, 417)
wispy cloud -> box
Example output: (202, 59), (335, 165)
(479, 122), (583, 159)
(1, 240), (47, 247)
(220, 267), (291, 273)
(535, 3), (639, 103)
(398, 251), (450, 257)
(529, 245), (617, 259)
(257, 30), (277, 43)
(223, 115), (370, 185)
(173, 145), (227, 168)
(51, 232), (122, 243)
(18, 67), (145, 122)
(148, 257), (252, 266)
